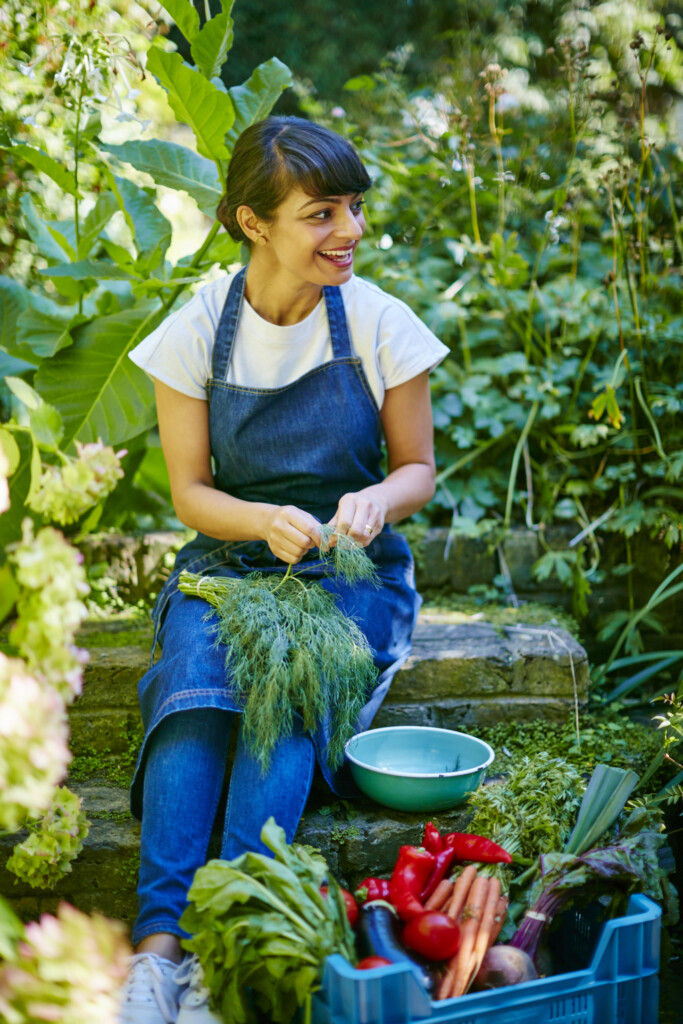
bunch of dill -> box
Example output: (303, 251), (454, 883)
(178, 527), (379, 773)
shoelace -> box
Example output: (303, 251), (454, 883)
(174, 955), (211, 1009)
(122, 952), (178, 1024)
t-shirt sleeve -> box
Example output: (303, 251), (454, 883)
(375, 300), (450, 390)
(128, 279), (227, 399)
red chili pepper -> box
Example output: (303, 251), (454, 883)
(388, 845), (435, 922)
(354, 877), (391, 904)
(442, 832), (513, 864)
(420, 845), (460, 902)
(422, 821), (444, 855)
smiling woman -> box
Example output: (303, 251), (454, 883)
(120, 116), (449, 1023)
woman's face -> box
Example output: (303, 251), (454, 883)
(254, 187), (367, 288)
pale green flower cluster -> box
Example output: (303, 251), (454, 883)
(0, 902), (130, 1024)
(9, 519), (89, 701)
(7, 787), (90, 890)
(29, 441), (126, 526)
(0, 444), (9, 514)
(0, 654), (71, 833)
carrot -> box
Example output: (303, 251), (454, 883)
(424, 878), (454, 912)
(489, 894), (509, 946)
(445, 864), (478, 921)
(437, 873), (490, 1000)
(462, 875), (502, 994)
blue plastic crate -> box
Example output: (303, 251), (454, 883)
(312, 893), (661, 1024)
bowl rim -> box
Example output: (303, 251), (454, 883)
(344, 726), (495, 779)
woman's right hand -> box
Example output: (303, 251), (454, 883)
(263, 505), (322, 564)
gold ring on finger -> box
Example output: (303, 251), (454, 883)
(365, 523), (373, 535)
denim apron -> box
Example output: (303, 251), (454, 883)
(130, 267), (421, 817)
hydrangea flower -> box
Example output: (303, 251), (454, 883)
(9, 520), (89, 702)
(29, 441), (126, 526)
(0, 444), (10, 514)
(0, 902), (130, 1024)
(0, 654), (71, 833)
(7, 786), (90, 890)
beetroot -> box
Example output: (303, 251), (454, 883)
(471, 945), (538, 990)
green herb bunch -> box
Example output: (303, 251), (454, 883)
(178, 528), (379, 772)
(179, 817), (356, 1024)
(467, 752), (584, 874)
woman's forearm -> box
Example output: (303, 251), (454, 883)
(356, 462), (436, 524)
(173, 481), (278, 542)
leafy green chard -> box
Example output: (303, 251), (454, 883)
(180, 817), (356, 1024)
(178, 531), (379, 771)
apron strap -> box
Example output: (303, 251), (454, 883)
(211, 266), (247, 383)
(323, 284), (353, 359)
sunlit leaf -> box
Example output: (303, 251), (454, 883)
(146, 48), (234, 163)
(34, 302), (164, 448)
(191, 6), (234, 81)
(226, 58), (293, 150)
(3, 143), (79, 196)
(102, 139), (222, 217)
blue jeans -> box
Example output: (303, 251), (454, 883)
(132, 708), (316, 946)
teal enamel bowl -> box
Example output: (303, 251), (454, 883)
(344, 726), (495, 812)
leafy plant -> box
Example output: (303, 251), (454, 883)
(180, 817), (356, 1024)
(0, 0), (292, 547)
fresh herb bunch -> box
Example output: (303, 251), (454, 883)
(178, 529), (379, 771)
(467, 753), (584, 874)
(179, 817), (356, 1024)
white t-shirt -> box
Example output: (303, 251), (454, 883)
(128, 271), (449, 408)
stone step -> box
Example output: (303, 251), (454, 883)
(67, 612), (589, 755)
(0, 611), (588, 931)
(0, 780), (472, 930)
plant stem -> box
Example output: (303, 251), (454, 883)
(73, 74), (85, 315)
(505, 402), (539, 529)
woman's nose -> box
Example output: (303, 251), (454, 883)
(337, 203), (365, 239)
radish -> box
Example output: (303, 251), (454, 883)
(471, 945), (538, 990)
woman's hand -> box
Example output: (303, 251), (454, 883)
(264, 505), (322, 563)
(327, 493), (388, 548)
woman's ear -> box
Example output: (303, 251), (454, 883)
(236, 205), (268, 246)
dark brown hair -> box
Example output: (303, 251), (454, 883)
(217, 116), (372, 243)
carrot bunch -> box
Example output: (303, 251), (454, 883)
(434, 866), (509, 1000)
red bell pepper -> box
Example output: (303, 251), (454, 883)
(422, 821), (444, 854)
(442, 831), (513, 864)
(354, 877), (391, 904)
(388, 845), (435, 922)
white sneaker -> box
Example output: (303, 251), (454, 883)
(118, 952), (184, 1024)
(174, 956), (222, 1023)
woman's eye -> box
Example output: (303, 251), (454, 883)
(310, 209), (331, 220)
(352, 200), (366, 213)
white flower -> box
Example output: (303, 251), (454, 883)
(19, 63), (36, 79)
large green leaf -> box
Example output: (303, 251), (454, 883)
(159, 0), (200, 42)
(20, 195), (68, 261)
(3, 143), (80, 197)
(0, 276), (29, 348)
(191, 6), (234, 81)
(34, 303), (164, 448)
(112, 175), (172, 259)
(16, 297), (82, 358)
(102, 140), (222, 217)
(226, 58), (293, 150)
(78, 193), (120, 259)
(39, 260), (136, 281)
(146, 48), (234, 163)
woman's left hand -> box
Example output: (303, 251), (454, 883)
(327, 492), (388, 548)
